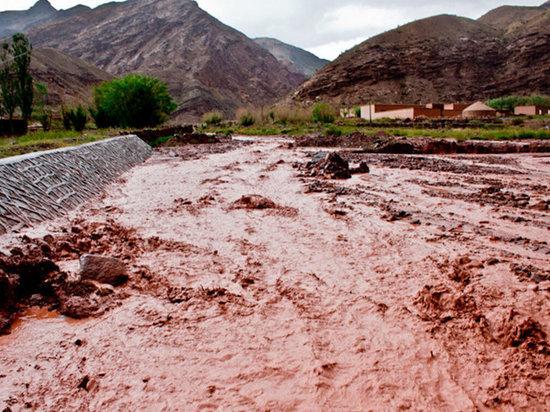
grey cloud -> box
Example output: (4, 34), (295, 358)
(197, 0), (542, 58)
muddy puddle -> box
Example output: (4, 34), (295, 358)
(1, 137), (549, 411)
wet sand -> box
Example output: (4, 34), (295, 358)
(1, 138), (549, 411)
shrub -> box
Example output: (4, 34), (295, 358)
(312, 103), (336, 123)
(240, 114), (255, 126)
(511, 118), (524, 126)
(61, 106), (72, 130)
(273, 106), (312, 125)
(92, 74), (177, 128)
(354, 106), (361, 118)
(236, 108), (255, 126)
(202, 111), (223, 126)
(326, 125), (342, 136)
(67, 105), (87, 132)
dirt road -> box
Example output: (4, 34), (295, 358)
(1, 138), (549, 411)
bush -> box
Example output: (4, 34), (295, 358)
(202, 111), (223, 126)
(312, 103), (336, 123)
(354, 106), (361, 118)
(236, 108), (255, 126)
(326, 125), (342, 136)
(61, 106), (72, 130)
(240, 114), (255, 126)
(92, 74), (177, 128)
(273, 106), (312, 125)
(68, 106), (87, 132)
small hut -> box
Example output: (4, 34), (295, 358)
(462, 101), (497, 119)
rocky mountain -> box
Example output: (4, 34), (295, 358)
(292, 3), (550, 107)
(0, 0), (90, 40)
(254, 37), (329, 78)
(28, 0), (305, 122)
(31, 48), (113, 107)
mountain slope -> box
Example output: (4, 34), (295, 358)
(292, 6), (549, 107)
(31, 48), (113, 107)
(29, 0), (305, 121)
(479, 2), (550, 37)
(0, 0), (90, 39)
(254, 37), (329, 77)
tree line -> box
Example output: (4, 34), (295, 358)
(0, 33), (33, 134)
(1, 33), (177, 136)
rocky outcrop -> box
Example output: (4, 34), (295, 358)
(28, 0), (305, 122)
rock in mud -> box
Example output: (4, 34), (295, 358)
(496, 311), (548, 351)
(61, 295), (102, 319)
(231, 195), (278, 210)
(79, 255), (128, 286)
(0, 269), (18, 332)
(510, 263), (550, 283)
(350, 161), (370, 174)
(530, 200), (549, 211)
(305, 152), (352, 179)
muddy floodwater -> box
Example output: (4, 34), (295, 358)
(1, 137), (549, 411)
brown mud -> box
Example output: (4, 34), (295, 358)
(295, 132), (550, 154)
(1, 136), (549, 411)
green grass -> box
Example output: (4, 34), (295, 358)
(206, 121), (550, 141)
(3, 120), (549, 159)
(383, 127), (550, 141)
(0, 128), (120, 159)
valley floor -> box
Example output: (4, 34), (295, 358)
(1, 137), (549, 411)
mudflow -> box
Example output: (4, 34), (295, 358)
(1, 138), (550, 410)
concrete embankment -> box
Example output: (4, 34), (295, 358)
(0, 135), (152, 234)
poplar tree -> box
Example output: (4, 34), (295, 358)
(0, 42), (18, 135)
(10, 33), (33, 130)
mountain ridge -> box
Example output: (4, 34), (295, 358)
(0, 0), (91, 39)
(254, 37), (329, 78)
(292, 5), (549, 107)
(28, 0), (306, 121)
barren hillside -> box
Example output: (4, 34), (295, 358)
(292, 4), (550, 107)
(29, 0), (305, 122)
(31, 48), (113, 107)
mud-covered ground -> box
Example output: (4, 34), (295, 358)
(1, 137), (549, 411)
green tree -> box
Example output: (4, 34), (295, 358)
(0, 42), (18, 135)
(91, 74), (177, 128)
(486, 94), (550, 111)
(10, 33), (33, 130)
(60, 104), (72, 130)
(34, 82), (51, 131)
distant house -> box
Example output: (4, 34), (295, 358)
(514, 106), (549, 116)
(462, 102), (497, 119)
(360, 103), (470, 121)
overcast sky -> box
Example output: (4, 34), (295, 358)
(0, 0), (544, 59)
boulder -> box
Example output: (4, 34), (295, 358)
(0, 269), (19, 332)
(351, 161), (370, 174)
(309, 152), (352, 179)
(79, 255), (128, 286)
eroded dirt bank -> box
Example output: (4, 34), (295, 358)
(1, 138), (549, 411)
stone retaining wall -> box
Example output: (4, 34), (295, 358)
(0, 135), (152, 234)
